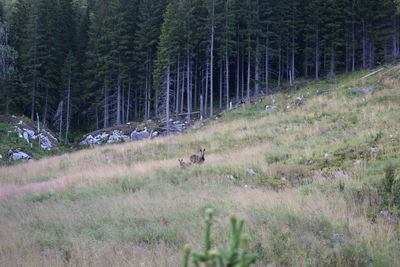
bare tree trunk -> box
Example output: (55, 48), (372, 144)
(166, 65), (170, 133)
(315, 26), (320, 80)
(43, 88), (48, 126)
(255, 37), (259, 96)
(236, 37), (240, 102)
(175, 56), (180, 118)
(352, 17), (356, 72)
(210, 0), (215, 118)
(104, 79), (109, 128)
(219, 64), (222, 109)
(205, 59), (209, 118)
(65, 74), (71, 143)
(278, 47), (282, 87)
(225, 47), (229, 110)
(186, 49), (191, 123)
(362, 19), (367, 69)
(246, 40), (251, 100)
(328, 48), (335, 78)
(126, 80), (131, 123)
(265, 36), (269, 94)
(116, 68), (121, 125)
(241, 54), (244, 99)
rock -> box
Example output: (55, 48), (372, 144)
(368, 147), (378, 153)
(334, 170), (346, 178)
(294, 96), (305, 105)
(107, 130), (130, 144)
(324, 153), (333, 158)
(354, 160), (363, 166)
(0, 154), (2, 159)
(379, 210), (394, 222)
(265, 105), (278, 112)
(245, 168), (256, 175)
(130, 130), (151, 141)
(10, 151), (31, 161)
(244, 184), (249, 188)
(224, 174), (236, 181)
(280, 177), (287, 181)
(332, 234), (345, 240)
(351, 86), (376, 93)
(306, 160), (315, 166)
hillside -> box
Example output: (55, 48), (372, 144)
(0, 64), (399, 266)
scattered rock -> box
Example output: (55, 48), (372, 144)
(306, 160), (315, 166)
(333, 170), (346, 178)
(131, 130), (151, 141)
(324, 153), (333, 158)
(351, 86), (376, 94)
(107, 130), (130, 144)
(368, 147), (378, 153)
(379, 210), (394, 222)
(10, 151), (31, 161)
(245, 168), (256, 175)
(265, 105), (278, 112)
(294, 96), (305, 105)
(224, 174), (236, 181)
(332, 234), (345, 240)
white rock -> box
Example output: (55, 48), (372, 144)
(354, 160), (363, 166)
(280, 177), (287, 181)
(324, 153), (333, 158)
(369, 147), (378, 153)
(11, 151), (31, 161)
(224, 174), (236, 181)
(245, 168), (256, 175)
(0, 154), (3, 159)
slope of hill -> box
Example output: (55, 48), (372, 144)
(0, 64), (399, 266)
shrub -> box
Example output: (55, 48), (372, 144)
(182, 209), (258, 267)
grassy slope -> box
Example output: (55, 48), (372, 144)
(0, 64), (399, 266)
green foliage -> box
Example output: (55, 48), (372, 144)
(182, 209), (258, 267)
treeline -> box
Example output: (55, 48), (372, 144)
(0, 0), (399, 141)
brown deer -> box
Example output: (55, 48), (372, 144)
(190, 148), (205, 164)
(178, 159), (192, 169)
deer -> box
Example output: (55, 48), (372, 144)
(178, 159), (192, 169)
(190, 148), (205, 164)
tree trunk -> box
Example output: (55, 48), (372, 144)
(166, 65), (170, 133)
(225, 47), (229, 110)
(219, 64), (222, 109)
(315, 26), (320, 80)
(236, 38), (240, 102)
(210, 1), (215, 118)
(104, 79), (109, 128)
(246, 41), (251, 100)
(65, 74), (71, 143)
(205, 59), (209, 118)
(255, 37), (259, 96)
(265, 37), (269, 94)
(186, 49), (191, 122)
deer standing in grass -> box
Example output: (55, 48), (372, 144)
(190, 148), (205, 164)
(179, 159), (192, 169)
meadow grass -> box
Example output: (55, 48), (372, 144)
(0, 64), (399, 266)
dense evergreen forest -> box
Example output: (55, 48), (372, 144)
(0, 0), (399, 141)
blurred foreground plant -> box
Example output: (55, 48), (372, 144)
(182, 209), (258, 267)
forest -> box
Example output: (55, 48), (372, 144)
(0, 0), (399, 141)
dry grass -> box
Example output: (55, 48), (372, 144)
(0, 64), (400, 266)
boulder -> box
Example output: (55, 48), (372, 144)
(131, 130), (151, 141)
(10, 151), (31, 161)
(107, 130), (130, 144)
(245, 168), (256, 175)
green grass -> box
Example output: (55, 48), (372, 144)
(0, 64), (400, 266)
